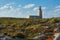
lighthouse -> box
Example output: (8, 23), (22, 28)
(29, 6), (42, 19)
(38, 6), (42, 18)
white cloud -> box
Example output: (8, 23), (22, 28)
(55, 5), (60, 8)
(0, 3), (33, 18)
(23, 4), (35, 8)
(54, 5), (60, 13)
(33, 7), (38, 11)
(33, 7), (46, 11)
(0, 3), (22, 17)
(47, 6), (60, 18)
(54, 9), (60, 13)
(0, 3), (14, 10)
(42, 7), (46, 10)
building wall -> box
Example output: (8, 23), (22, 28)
(29, 16), (41, 19)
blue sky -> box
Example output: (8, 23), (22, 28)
(0, 0), (60, 18)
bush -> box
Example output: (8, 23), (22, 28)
(15, 33), (26, 38)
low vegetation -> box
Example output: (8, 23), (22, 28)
(0, 17), (60, 39)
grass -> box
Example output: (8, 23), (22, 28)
(0, 17), (60, 39)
